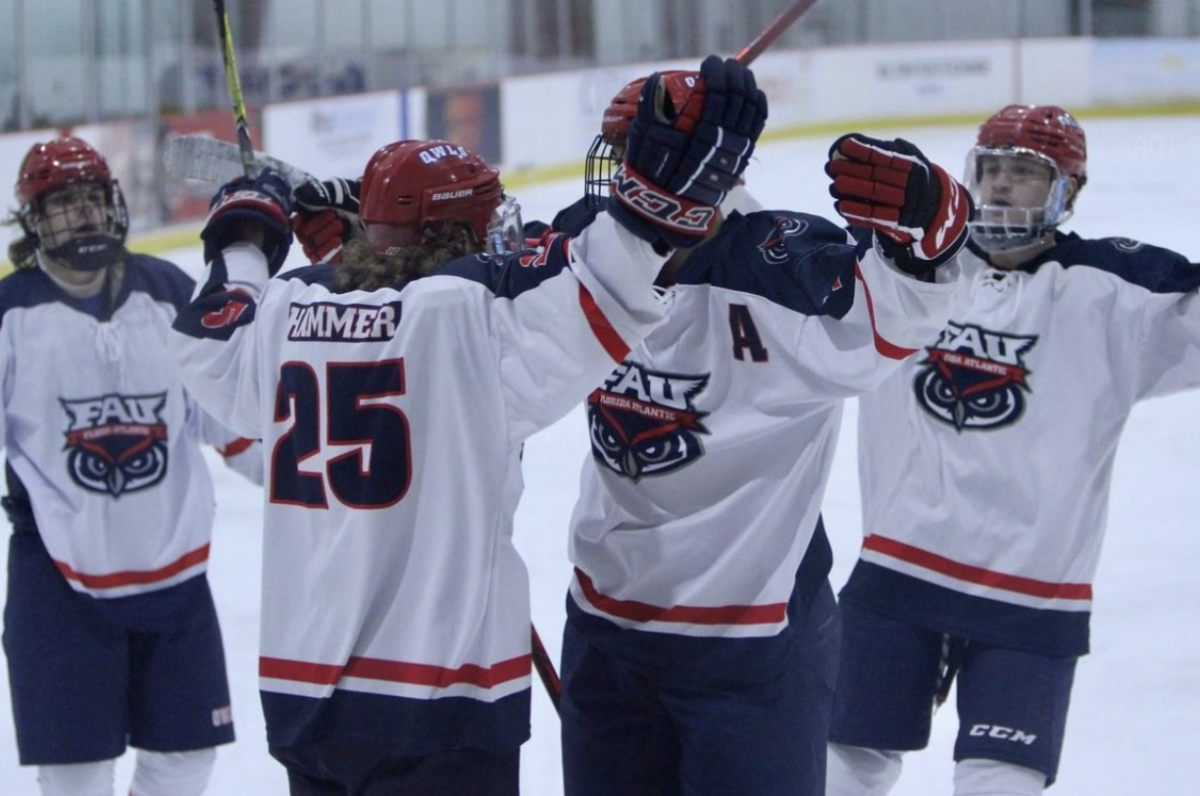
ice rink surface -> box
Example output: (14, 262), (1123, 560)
(3, 115), (1200, 793)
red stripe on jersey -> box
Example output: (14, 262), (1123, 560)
(863, 534), (1093, 600)
(259, 657), (343, 686)
(259, 653), (532, 690)
(218, 436), (256, 457)
(575, 567), (787, 626)
(855, 263), (918, 360)
(578, 285), (630, 362)
(54, 544), (210, 589)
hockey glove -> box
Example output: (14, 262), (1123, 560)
(826, 134), (973, 278)
(608, 54), (768, 250)
(292, 177), (362, 263)
(201, 167), (294, 276)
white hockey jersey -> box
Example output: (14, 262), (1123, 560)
(843, 234), (1200, 656)
(0, 254), (251, 620)
(170, 214), (668, 753)
(565, 211), (966, 674)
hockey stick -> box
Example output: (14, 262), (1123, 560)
(531, 625), (562, 715)
(169, 0), (817, 189)
(213, 0), (255, 177)
(163, 134), (317, 188)
(735, 0), (820, 65)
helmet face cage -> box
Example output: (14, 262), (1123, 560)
(584, 133), (619, 210)
(360, 139), (504, 257)
(28, 181), (129, 250)
(964, 147), (1072, 253)
(15, 137), (129, 270)
(965, 104), (1087, 254)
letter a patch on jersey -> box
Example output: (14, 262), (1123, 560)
(729, 304), (768, 362)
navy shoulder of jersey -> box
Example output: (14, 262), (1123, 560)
(0, 252), (194, 322)
(673, 210), (857, 319)
(549, 197), (599, 237)
(1031, 232), (1200, 294)
(279, 263), (338, 289)
(0, 267), (56, 319)
(522, 219), (551, 240)
(436, 240), (574, 301)
(120, 253), (196, 311)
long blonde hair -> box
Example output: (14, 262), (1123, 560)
(333, 223), (482, 293)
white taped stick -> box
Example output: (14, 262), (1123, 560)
(162, 134), (317, 189)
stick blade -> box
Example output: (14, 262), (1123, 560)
(162, 134), (316, 189)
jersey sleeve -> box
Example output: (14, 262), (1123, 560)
(1055, 237), (1200, 401)
(482, 212), (670, 441)
(169, 242), (270, 440)
(1130, 254), (1200, 399)
(746, 215), (968, 397)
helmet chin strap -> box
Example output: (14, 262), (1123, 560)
(43, 234), (123, 273)
(36, 242), (118, 300)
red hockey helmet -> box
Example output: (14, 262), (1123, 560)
(14, 135), (129, 269)
(964, 105), (1089, 253)
(16, 135), (115, 207)
(600, 70), (699, 149)
(359, 139), (506, 257)
(973, 104), (1087, 186)
(585, 71), (701, 206)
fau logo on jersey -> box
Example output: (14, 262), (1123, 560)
(913, 322), (1038, 431)
(60, 392), (169, 497)
(587, 362), (710, 481)
(287, 300), (403, 341)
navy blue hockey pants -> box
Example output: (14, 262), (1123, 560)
(560, 582), (839, 796)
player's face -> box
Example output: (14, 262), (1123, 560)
(35, 182), (110, 249)
(976, 154), (1053, 209)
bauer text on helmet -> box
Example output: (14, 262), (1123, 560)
(359, 140), (517, 257)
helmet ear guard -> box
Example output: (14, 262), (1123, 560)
(965, 105), (1087, 254)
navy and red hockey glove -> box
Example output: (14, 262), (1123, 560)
(292, 177), (362, 264)
(201, 167), (294, 276)
(826, 133), (973, 278)
(608, 54), (768, 250)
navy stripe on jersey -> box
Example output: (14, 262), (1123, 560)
(1000, 232), (1200, 293)
(569, 519), (835, 684)
(172, 289), (257, 341)
(119, 253), (198, 311)
(172, 253), (320, 341)
(673, 212), (857, 319)
(546, 201), (859, 319)
(9, 525), (219, 632)
(838, 560), (1090, 657)
(260, 688), (530, 754)
(279, 263), (339, 288)
(437, 242), (576, 300)
(0, 253), (195, 320)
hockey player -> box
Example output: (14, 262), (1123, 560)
(826, 106), (1200, 796)
(534, 72), (975, 796)
(170, 54), (767, 796)
(0, 136), (262, 796)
